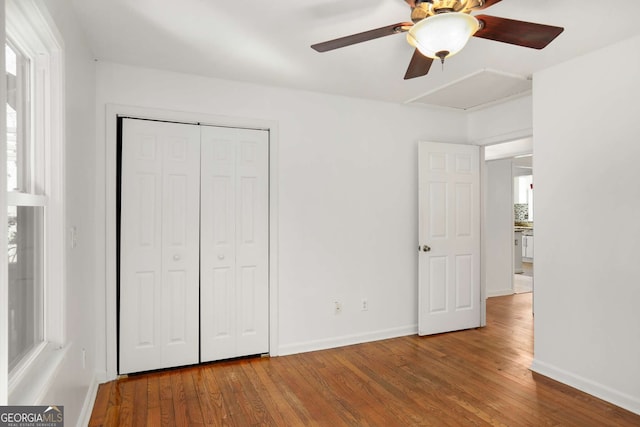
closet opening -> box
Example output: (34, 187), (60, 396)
(116, 116), (270, 375)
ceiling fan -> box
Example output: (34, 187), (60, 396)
(311, 0), (564, 80)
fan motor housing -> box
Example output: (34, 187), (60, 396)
(411, 0), (486, 22)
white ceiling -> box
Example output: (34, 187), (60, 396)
(69, 0), (640, 109)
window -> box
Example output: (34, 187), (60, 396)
(5, 0), (65, 399)
(6, 41), (29, 194)
(6, 40), (46, 374)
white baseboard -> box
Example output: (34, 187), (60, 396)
(277, 325), (418, 356)
(487, 289), (514, 298)
(530, 358), (640, 416)
(76, 373), (104, 427)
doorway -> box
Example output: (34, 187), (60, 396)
(513, 161), (533, 294)
(484, 138), (534, 298)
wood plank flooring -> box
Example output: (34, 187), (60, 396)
(89, 294), (640, 426)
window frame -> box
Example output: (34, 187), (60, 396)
(5, 38), (31, 194)
(4, 0), (65, 403)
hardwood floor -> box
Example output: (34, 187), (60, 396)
(89, 294), (640, 426)
(521, 261), (533, 277)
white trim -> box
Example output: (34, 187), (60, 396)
(278, 325), (417, 357)
(268, 126), (280, 357)
(479, 146), (487, 326)
(76, 373), (101, 427)
(471, 128), (534, 147)
(530, 358), (640, 416)
(5, 0), (64, 57)
(43, 25), (66, 347)
(1, 0), (9, 406)
(510, 166), (516, 294)
(7, 341), (47, 390)
(104, 104), (280, 379)
(6, 342), (68, 405)
(6, 192), (47, 206)
(484, 137), (533, 161)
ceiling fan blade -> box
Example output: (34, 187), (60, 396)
(404, 49), (433, 80)
(474, 15), (564, 49)
(311, 22), (413, 52)
(475, 0), (503, 10)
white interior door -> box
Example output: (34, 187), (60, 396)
(120, 119), (201, 374)
(200, 126), (269, 362)
(418, 141), (481, 335)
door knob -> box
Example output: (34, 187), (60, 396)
(217, 254), (225, 260)
(422, 245), (431, 252)
(173, 254), (181, 261)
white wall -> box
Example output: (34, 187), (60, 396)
(531, 34), (640, 415)
(468, 95), (532, 145)
(484, 159), (513, 297)
(93, 62), (468, 374)
(469, 87), (534, 302)
(38, 1), (98, 424)
(484, 138), (532, 160)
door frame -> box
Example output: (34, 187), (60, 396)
(104, 104), (280, 381)
(479, 146), (487, 327)
(480, 135), (533, 312)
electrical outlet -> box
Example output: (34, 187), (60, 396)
(334, 301), (342, 314)
(361, 299), (368, 311)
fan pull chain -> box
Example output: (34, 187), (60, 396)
(436, 50), (449, 71)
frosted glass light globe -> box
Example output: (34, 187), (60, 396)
(407, 12), (480, 60)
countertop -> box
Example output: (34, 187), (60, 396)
(514, 226), (533, 235)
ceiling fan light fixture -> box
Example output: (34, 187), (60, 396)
(407, 12), (479, 60)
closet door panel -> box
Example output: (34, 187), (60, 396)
(201, 126), (269, 362)
(120, 119), (200, 374)
(200, 133), (238, 361)
(236, 137), (269, 356)
(161, 129), (201, 368)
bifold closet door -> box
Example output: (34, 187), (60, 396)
(120, 119), (201, 374)
(200, 126), (269, 362)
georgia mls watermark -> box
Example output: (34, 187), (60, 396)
(0, 406), (63, 427)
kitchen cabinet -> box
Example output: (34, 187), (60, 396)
(522, 235), (534, 260)
(514, 231), (523, 273)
